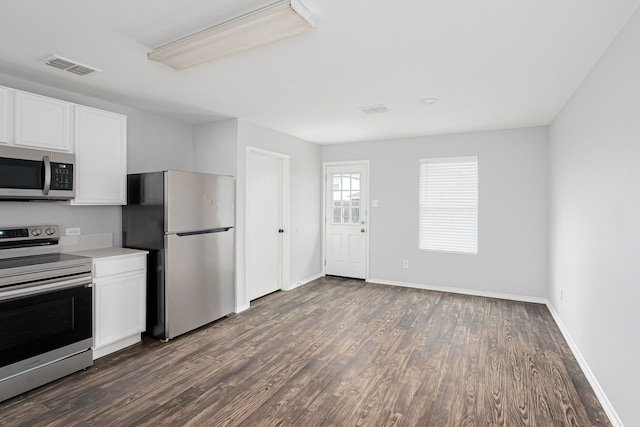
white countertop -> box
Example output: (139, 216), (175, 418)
(67, 247), (148, 261)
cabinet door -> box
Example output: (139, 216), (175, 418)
(0, 87), (8, 144)
(94, 271), (146, 349)
(73, 105), (127, 205)
(14, 91), (72, 151)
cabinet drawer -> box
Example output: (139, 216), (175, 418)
(94, 256), (146, 278)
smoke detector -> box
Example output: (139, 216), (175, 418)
(43, 55), (101, 76)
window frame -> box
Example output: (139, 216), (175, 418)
(331, 172), (362, 226)
(418, 156), (479, 255)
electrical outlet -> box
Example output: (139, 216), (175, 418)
(403, 260), (409, 268)
(65, 227), (81, 236)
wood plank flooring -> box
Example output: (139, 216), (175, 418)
(0, 277), (611, 426)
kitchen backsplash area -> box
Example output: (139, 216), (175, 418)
(59, 232), (114, 252)
(0, 202), (122, 246)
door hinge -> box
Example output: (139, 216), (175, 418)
(324, 259), (326, 266)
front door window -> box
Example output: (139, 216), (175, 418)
(332, 173), (361, 225)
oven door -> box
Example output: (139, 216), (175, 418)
(0, 275), (93, 380)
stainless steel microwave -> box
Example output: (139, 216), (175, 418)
(0, 146), (75, 201)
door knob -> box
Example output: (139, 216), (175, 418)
(361, 228), (366, 233)
(278, 229), (284, 233)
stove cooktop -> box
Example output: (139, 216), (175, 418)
(0, 252), (91, 271)
(0, 253), (92, 288)
(0, 225), (92, 287)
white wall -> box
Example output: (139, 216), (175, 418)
(322, 127), (549, 299)
(0, 73), (194, 246)
(126, 110), (193, 174)
(193, 119), (238, 176)
(549, 7), (640, 426)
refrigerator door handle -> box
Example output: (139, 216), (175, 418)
(175, 227), (233, 237)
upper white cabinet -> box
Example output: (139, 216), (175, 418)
(72, 105), (127, 205)
(0, 87), (8, 144)
(0, 85), (128, 205)
(14, 90), (72, 152)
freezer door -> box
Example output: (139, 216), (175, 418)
(166, 171), (235, 233)
(165, 229), (235, 339)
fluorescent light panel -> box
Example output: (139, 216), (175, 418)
(148, 0), (314, 70)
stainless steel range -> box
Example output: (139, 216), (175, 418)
(0, 225), (93, 402)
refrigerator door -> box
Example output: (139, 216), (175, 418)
(165, 228), (235, 339)
(165, 171), (234, 233)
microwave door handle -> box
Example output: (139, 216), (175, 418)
(42, 155), (51, 195)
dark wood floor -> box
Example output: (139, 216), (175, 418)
(0, 277), (610, 426)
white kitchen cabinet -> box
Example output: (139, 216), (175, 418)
(72, 105), (127, 205)
(0, 85), (128, 205)
(0, 87), (8, 144)
(78, 249), (147, 359)
(14, 90), (72, 151)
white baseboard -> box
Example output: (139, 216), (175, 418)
(235, 303), (250, 313)
(93, 334), (141, 359)
(285, 272), (324, 291)
(545, 303), (623, 427)
(236, 274), (323, 312)
(367, 278), (548, 304)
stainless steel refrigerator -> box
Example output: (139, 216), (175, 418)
(122, 170), (235, 340)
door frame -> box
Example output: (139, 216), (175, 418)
(245, 146), (291, 300)
(322, 160), (370, 280)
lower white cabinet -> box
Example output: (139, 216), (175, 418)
(89, 250), (147, 359)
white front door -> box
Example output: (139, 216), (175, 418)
(325, 163), (368, 279)
(247, 150), (286, 300)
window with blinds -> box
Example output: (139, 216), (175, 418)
(419, 156), (478, 254)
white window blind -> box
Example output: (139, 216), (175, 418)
(419, 156), (478, 254)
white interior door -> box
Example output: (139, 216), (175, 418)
(325, 163), (368, 279)
(247, 150), (284, 300)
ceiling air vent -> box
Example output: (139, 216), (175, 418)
(359, 104), (388, 114)
(43, 55), (101, 76)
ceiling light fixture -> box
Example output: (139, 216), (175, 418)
(420, 98), (439, 104)
(148, 0), (314, 70)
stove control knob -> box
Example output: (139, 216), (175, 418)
(45, 228), (56, 236)
(31, 228), (42, 236)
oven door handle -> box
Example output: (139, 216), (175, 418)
(0, 274), (92, 301)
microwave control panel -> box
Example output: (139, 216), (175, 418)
(50, 163), (73, 190)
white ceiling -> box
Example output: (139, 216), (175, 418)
(1, 0), (638, 144)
